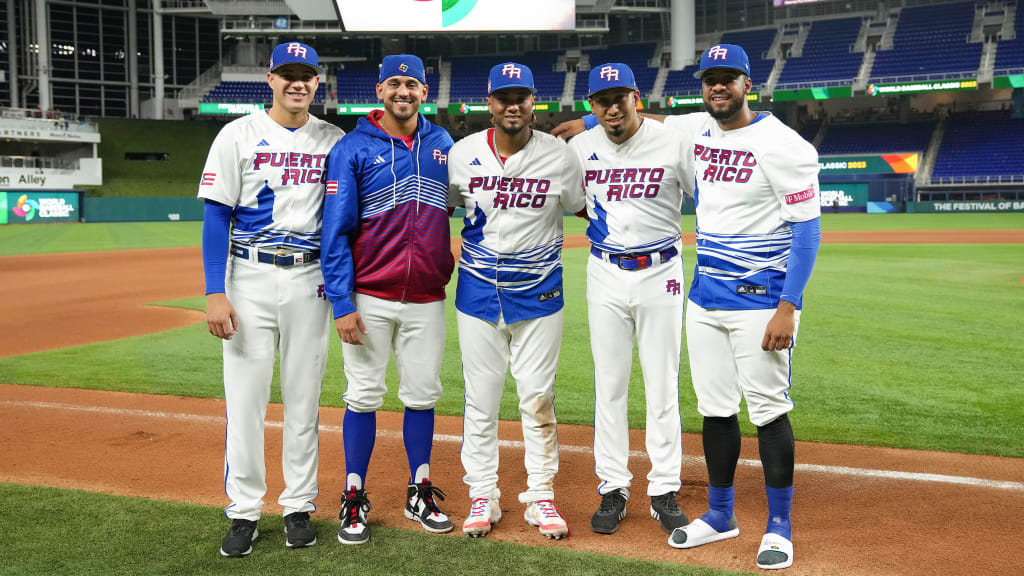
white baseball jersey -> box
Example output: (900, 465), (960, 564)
(568, 120), (689, 254)
(448, 129), (585, 323)
(198, 110), (343, 522)
(198, 111), (344, 250)
(569, 120), (689, 498)
(665, 112), (820, 310)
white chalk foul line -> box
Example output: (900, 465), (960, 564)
(6, 399), (1024, 492)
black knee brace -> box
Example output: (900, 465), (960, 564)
(702, 415), (741, 488)
(757, 414), (795, 489)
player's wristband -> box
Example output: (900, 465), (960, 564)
(583, 114), (599, 130)
(779, 217), (821, 308)
(202, 200), (233, 295)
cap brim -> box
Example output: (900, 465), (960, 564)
(379, 74), (427, 85)
(489, 84), (536, 95)
(272, 62), (321, 74)
(587, 85), (638, 99)
(694, 66), (747, 80)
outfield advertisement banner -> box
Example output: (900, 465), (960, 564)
(2, 191), (80, 224)
(772, 86), (852, 102)
(908, 200), (1024, 213)
(340, 103), (437, 115)
(992, 75), (1024, 89)
(198, 103), (266, 115)
(665, 93), (759, 108)
(819, 183), (868, 208)
(819, 153), (918, 174)
(866, 79), (978, 96)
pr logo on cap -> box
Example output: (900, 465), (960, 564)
(708, 45), (729, 60)
(600, 66), (619, 81)
(502, 64), (522, 79)
(286, 43), (307, 59)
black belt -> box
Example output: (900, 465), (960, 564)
(591, 246), (678, 271)
(230, 244), (320, 268)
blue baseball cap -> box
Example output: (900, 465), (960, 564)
(588, 63), (637, 98)
(379, 54), (427, 85)
(269, 42), (321, 74)
(694, 44), (751, 79)
(488, 62), (535, 95)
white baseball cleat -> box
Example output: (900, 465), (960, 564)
(463, 497), (501, 538)
(667, 517), (739, 549)
(756, 532), (793, 569)
(524, 500), (569, 540)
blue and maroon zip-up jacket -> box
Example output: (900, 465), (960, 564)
(321, 110), (455, 319)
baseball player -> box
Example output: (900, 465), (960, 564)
(661, 44), (821, 571)
(321, 54), (456, 545)
(567, 63), (691, 537)
(200, 41), (343, 557)
(447, 62), (585, 539)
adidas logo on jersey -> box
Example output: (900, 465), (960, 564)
(257, 139), (270, 146)
(588, 153), (599, 161)
(373, 155), (386, 165)
(469, 158), (482, 166)
(702, 130), (711, 138)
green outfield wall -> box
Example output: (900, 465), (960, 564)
(83, 197), (204, 222)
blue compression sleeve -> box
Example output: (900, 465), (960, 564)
(779, 217), (821, 308)
(583, 114), (599, 129)
(202, 200), (233, 294)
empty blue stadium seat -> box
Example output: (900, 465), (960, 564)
(202, 81), (326, 104)
(777, 17), (864, 86)
(932, 110), (1024, 181)
(818, 121), (934, 155)
(870, 3), (982, 80)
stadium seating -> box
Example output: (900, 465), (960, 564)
(993, 6), (1024, 73)
(931, 110), (1024, 182)
(870, 2), (982, 81)
(576, 43), (658, 99)
(450, 52), (564, 102)
(336, 67), (439, 103)
(776, 17), (864, 87)
(818, 121), (935, 155)
(202, 81), (327, 104)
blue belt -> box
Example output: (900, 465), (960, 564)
(591, 246), (678, 271)
(230, 244), (320, 267)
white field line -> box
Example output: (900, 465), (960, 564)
(6, 399), (1024, 492)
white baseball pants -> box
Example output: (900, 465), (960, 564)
(222, 255), (331, 520)
(341, 293), (445, 412)
(457, 310), (562, 503)
(587, 253), (685, 497)
(685, 302), (800, 427)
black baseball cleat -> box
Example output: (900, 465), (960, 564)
(650, 491), (689, 534)
(283, 511), (317, 548)
(590, 489), (628, 534)
(220, 518), (258, 557)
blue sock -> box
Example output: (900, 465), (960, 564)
(343, 408), (376, 490)
(700, 485), (735, 532)
(765, 485), (793, 540)
(403, 407), (434, 483)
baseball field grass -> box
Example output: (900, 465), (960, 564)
(3, 213), (1024, 255)
(0, 483), (743, 576)
(1, 215), (1022, 576)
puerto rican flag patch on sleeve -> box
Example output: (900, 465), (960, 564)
(785, 186), (816, 205)
(325, 180), (338, 195)
(201, 173), (216, 186)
